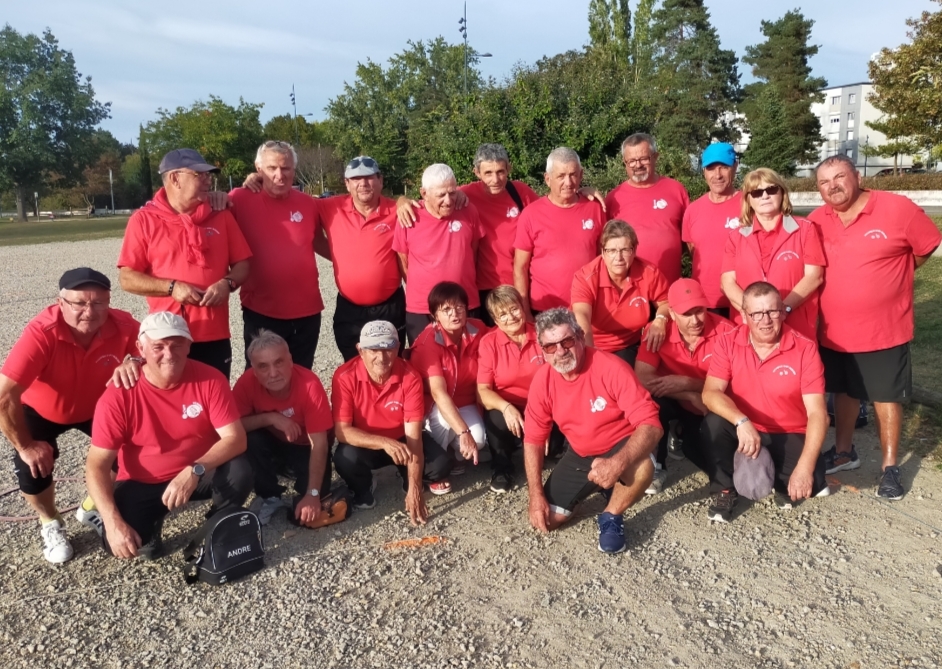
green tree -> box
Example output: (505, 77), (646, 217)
(742, 10), (827, 165)
(743, 87), (795, 175)
(588, 0), (631, 64)
(648, 0), (741, 153)
(261, 113), (330, 148)
(137, 125), (153, 202)
(631, 0), (657, 85)
(0, 25), (110, 221)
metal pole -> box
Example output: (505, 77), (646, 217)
(109, 169), (115, 214)
(291, 84), (300, 147)
(318, 143), (324, 193)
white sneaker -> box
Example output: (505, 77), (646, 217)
(75, 506), (104, 537)
(41, 519), (74, 564)
(258, 496), (289, 525)
(645, 465), (667, 495)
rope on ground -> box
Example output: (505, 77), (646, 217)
(0, 476), (84, 522)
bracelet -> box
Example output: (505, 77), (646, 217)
(458, 428), (471, 436)
(167, 279), (176, 296)
(502, 404), (514, 414)
(654, 314), (668, 321)
(122, 354), (144, 365)
(734, 416), (750, 428)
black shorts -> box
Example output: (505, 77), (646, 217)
(543, 436), (641, 516)
(820, 343), (912, 403)
(12, 405), (92, 495)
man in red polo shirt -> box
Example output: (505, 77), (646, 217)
(0, 268), (139, 563)
(233, 330), (332, 526)
(332, 321), (448, 525)
(229, 141), (325, 369)
(524, 308), (662, 554)
(118, 148), (252, 379)
(635, 279), (736, 494)
(86, 312), (251, 560)
(605, 133), (690, 285)
(810, 155), (941, 500)
(701, 282), (830, 523)
(514, 147), (604, 319)
(682, 143), (741, 318)
(393, 163), (483, 344)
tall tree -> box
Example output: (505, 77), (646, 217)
(262, 113), (330, 148)
(743, 86), (795, 175)
(631, 0), (657, 85)
(648, 0), (741, 153)
(588, 0), (631, 64)
(742, 10), (826, 166)
(0, 25), (110, 221)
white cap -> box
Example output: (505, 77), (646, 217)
(139, 312), (193, 341)
(359, 320), (399, 350)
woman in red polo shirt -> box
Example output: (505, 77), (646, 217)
(720, 168), (825, 339)
(572, 220), (671, 366)
(410, 281), (488, 495)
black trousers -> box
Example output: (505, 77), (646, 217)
(478, 289), (495, 327)
(102, 454), (253, 553)
(243, 307), (321, 370)
(334, 433), (451, 498)
(333, 287), (406, 362)
(245, 429), (331, 499)
(12, 405), (91, 495)
(700, 412), (827, 495)
(652, 396), (709, 472)
(189, 338), (233, 380)
(483, 408), (567, 476)
(611, 342), (641, 367)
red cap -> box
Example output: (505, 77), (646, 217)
(668, 279), (709, 314)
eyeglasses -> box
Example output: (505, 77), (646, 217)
(746, 309), (784, 322)
(603, 246), (635, 257)
(347, 156), (378, 170)
(625, 157), (652, 167)
(540, 335), (578, 354)
(438, 305), (467, 317)
(748, 185), (781, 199)
(496, 306), (522, 323)
(60, 297), (109, 312)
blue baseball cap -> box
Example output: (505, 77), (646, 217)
(701, 143), (737, 168)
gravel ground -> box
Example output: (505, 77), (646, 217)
(0, 237), (941, 669)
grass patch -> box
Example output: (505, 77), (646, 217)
(909, 241), (942, 465)
(0, 216), (131, 247)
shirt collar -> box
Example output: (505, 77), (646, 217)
(733, 322), (797, 352)
(354, 356), (404, 386)
(738, 214), (799, 237)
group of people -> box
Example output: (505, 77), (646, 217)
(1, 133), (938, 563)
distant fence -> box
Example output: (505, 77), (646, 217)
(791, 191), (942, 208)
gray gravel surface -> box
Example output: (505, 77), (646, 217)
(1, 238), (941, 668)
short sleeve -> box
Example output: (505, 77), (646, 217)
(681, 206), (694, 243)
(476, 336), (497, 387)
(799, 342), (826, 395)
(707, 334), (733, 382)
(522, 369), (552, 447)
(0, 322), (50, 389)
(206, 376), (241, 429)
(231, 371), (256, 417)
(720, 230), (739, 274)
(604, 190), (619, 220)
(117, 213), (151, 271)
(611, 367), (661, 429)
(635, 326), (662, 369)
(570, 268), (595, 306)
(91, 387), (127, 450)
(330, 368), (354, 425)
(649, 266), (670, 303)
(402, 365), (426, 423)
(301, 375), (333, 434)
(410, 340), (445, 380)
(800, 219), (827, 267)
(392, 221), (408, 254)
(513, 210), (535, 253)
(221, 211), (253, 263)
(905, 207), (942, 257)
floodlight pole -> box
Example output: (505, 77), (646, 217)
(290, 84), (300, 147)
(109, 169), (115, 214)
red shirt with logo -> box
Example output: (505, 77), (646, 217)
(476, 322), (545, 409)
(605, 177), (690, 284)
(409, 319), (488, 412)
(118, 188), (253, 342)
(229, 188), (323, 319)
(809, 190), (942, 352)
(461, 180), (540, 290)
(514, 196), (604, 312)
(707, 324), (824, 434)
(233, 364), (332, 444)
(393, 206), (483, 314)
(320, 195), (402, 306)
(331, 357), (425, 440)
(1, 307), (140, 425)
(681, 192), (742, 307)
(721, 215), (825, 339)
(571, 256), (669, 351)
(92, 361), (241, 484)
(525, 348), (660, 457)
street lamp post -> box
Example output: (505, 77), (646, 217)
(458, 2), (491, 108)
(109, 168), (115, 214)
(290, 84), (300, 147)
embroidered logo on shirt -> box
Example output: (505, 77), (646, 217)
(449, 221), (463, 232)
(95, 354), (121, 367)
(653, 199), (668, 210)
(181, 402), (204, 419)
(864, 229), (888, 240)
(581, 219), (595, 230)
(772, 365), (797, 377)
(629, 296), (649, 308)
(374, 222), (391, 233)
(702, 353), (713, 362)
(290, 211), (304, 223)
(529, 355), (545, 365)
(776, 250), (800, 261)
(204, 227), (220, 236)
(725, 217), (739, 229)
(590, 397), (608, 413)
(507, 207), (520, 218)
(281, 408), (296, 418)
(385, 400), (403, 412)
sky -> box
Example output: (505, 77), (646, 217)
(4, 0), (937, 144)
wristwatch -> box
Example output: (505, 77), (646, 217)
(191, 463), (206, 479)
(784, 305), (792, 314)
(225, 278), (237, 291)
(308, 488), (319, 498)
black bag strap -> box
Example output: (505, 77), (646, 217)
(183, 557), (200, 584)
(505, 181), (525, 213)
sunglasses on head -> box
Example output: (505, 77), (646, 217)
(541, 335), (577, 354)
(347, 156), (377, 170)
(748, 185), (781, 199)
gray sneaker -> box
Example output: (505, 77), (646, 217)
(258, 496), (290, 525)
(645, 464), (667, 495)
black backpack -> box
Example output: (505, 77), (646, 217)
(183, 507), (265, 585)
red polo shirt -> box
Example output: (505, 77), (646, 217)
(409, 319), (488, 412)
(320, 195), (402, 306)
(331, 357), (425, 440)
(461, 180), (540, 290)
(605, 177), (690, 284)
(1, 306), (140, 425)
(476, 322), (545, 409)
(392, 206), (483, 314)
(229, 188), (324, 319)
(524, 348), (660, 458)
(514, 196), (604, 312)
(118, 188), (253, 342)
(233, 364), (332, 444)
(92, 361), (241, 484)
(809, 190), (942, 352)
(681, 192), (742, 307)
(707, 324), (824, 434)
(571, 256), (669, 351)
(721, 215), (825, 339)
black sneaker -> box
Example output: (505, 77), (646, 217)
(876, 466), (904, 500)
(139, 518), (164, 561)
(823, 445), (861, 474)
(667, 420), (686, 461)
(490, 472), (514, 494)
(707, 489), (738, 523)
(353, 480), (378, 510)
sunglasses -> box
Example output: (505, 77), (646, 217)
(541, 335), (577, 354)
(748, 185), (781, 199)
(347, 156), (378, 170)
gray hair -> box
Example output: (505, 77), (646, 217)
(621, 133), (658, 155)
(545, 147), (582, 173)
(421, 163), (457, 189)
(814, 154), (857, 178)
(255, 140), (298, 168)
(247, 329), (291, 362)
(535, 308), (584, 344)
(473, 143), (510, 170)
(742, 281), (782, 306)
